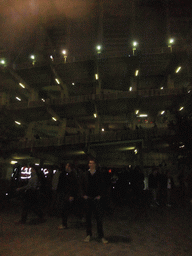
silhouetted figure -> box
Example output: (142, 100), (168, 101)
(15, 165), (45, 224)
(57, 163), (79, 229)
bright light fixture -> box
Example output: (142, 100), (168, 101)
(135, 70), (139, 76)
(160, 87), (164, 90)
(133, 41), (138, 47)
(135, 110), (139, 115)
(175, 66), (181, 73)
(30, 55), (35, 60)
(102, 128), (104, 132)
(19, 83), (25, 88)
(16, 97), (21, 101)
(179, 107), (184, 111)
(52, 117), (57, 121)
(129, 87), (133, 91)
(41, 98), (45, 102)
(138, 114), (148, 117)
(169, 38), (174, 44)
(0, 59), (5, 64)
(95, 74), (99, 80)
(62, 50), (67, 55)
(10, 160), (18, 165)
(55, 78), (60, 84)
(15, 121), (21, 125)
(94, 113), (97, 118)
(161, 111), (165, 115)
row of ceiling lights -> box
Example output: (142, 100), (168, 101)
(0, 38), (176, 66)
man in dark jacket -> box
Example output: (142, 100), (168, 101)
(57, 163), (79, 229)
(81, 159), (108, 244)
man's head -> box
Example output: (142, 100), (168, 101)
(88, 159), (96, 171)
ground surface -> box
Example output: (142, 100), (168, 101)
(0, 199), (192, 256)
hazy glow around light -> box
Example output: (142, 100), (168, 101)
(62, 50), (67, 55)
(161, 111), (165, 115)
(0, 59), (5, 64)
(133, 41), (138, 47)
(102, 128), (104, 132)
(30, 55), (35, 60)
(129, 87), (132, 91)
(169, 38), (174, 44)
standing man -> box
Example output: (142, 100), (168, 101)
(57, 163), (79, 229)
(15, 164), (45, 224)
(81, 159), (108, 244)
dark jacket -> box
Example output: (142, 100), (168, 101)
(81, 170), (104, 198)
(57, 170), (79, 200)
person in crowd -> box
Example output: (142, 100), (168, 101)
(49, 168), (61, 216)
(15, 164), (45, 224)
(81, 159), (108, 244)
(57, 163), (79, 229)
(185, 170), (192, 205)
(131, 166), (145, 205)
(166, 171), (174, 207)
(158, 169), (168, 205)
(148, 167), (160, 206)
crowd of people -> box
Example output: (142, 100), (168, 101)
(13, 160), (192, 243)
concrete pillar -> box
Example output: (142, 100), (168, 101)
(130, 77), (138, 91)
(167, 75), (174, 88)
(25, 122), (36, 140)
(28, 89), (39, 105)
(94, 116), (101, 134)
(0, 92), (10, 105)
(58, 119), (67, 139)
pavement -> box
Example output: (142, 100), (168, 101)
(0, 198), (192, 256)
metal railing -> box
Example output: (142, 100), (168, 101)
(7, 88), (185, 110)
(2, 128), (175, 151)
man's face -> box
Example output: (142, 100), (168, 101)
(89, 160), (96, 170)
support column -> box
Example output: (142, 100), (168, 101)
(25, 122), (36, 140)
(28, 89), (39, 106)
(58, 119), (67, 144)
(130, 77), (138, 91)
(0, 92), (10, 106)
(94, 116), (101, 134)
(167, 75), (174, 88)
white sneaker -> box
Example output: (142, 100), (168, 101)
(84, 235), (91, 242)
(101, 237), (108, 244)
